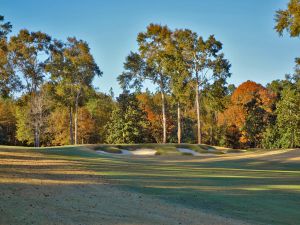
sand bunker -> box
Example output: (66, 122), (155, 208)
(96, 148), (157, 156)
(132, 148), (157, 155)
(177, 148), (201, 156)
(96, 149), (131, 155)
(177, 148), (216, 156)
(96, 150), (110, 155)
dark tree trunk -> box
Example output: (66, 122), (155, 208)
(69, 106), (74, 145)
(32, 94), (42, 148)
(161, 90), (167, 144)
(74, 100), (78, 145)
(195, 83), (201, 144)
(34, 126), (38, 147)
(210, 111), (216, 145)
(74, 91), (81, 145)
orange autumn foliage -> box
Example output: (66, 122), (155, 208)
(219, 80), (275, 129)
(136, 93), (162, 142)
(231, 80), (274, 110)
(137, 92), (175, 142)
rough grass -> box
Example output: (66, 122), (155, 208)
(0, 145), (299, 225)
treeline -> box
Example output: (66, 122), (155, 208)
(0, 16), (103, 147)
(0, 11), (299, 148)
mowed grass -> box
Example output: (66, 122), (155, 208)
(0, 145), (299, 225)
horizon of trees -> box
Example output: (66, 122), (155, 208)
(0, 1), (299, 149)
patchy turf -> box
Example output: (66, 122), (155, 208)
(0, 145), (299, 225)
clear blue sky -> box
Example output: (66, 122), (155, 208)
(2, 0), (299, 95)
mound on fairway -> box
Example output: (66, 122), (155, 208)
(0, 145), (299, 225)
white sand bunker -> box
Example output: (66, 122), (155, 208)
(177, 148), (216, 156)
(132, 148), (157, 156)
(177, 148), (201, 156)
(96, 148), (157, 156)
(96, 149), (131, 155)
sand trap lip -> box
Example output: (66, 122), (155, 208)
(177, 148), (216, 156)
(96, 148), (157, 156)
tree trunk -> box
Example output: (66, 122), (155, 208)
(210, 125), (213, 145)
(210, 111), (216, 145)
(74, 92), (80, 145)
(74, 104), (78, 145)
(161, 91), (167, 144)
(37, 125), (40, 147)
(69, 106), (74, 145)
(74, 112), (78, 145)
(195, 83), (201, 144)
(177, 102), (181, 144)
(34, 126), (38, 147)
(32, 94), (41, 148)
(34, 123), (40, 147)
(288, 109), (294, 148)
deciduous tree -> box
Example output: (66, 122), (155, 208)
(178, 30), (231, 144)
(47, 38), (102, 145)
(9, 30), (51, 147)
(0, 16), (21, 97)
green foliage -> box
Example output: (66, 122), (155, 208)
(274, 2), (300, 148)
(105, 107), (125, 144)
(0, 98), (17, 144)
(262, 125), (280, 149)
(85, 92), (114, 143)
(201, 79), (229, 145)
(181, 117), (196, 143)
(275, 0), (300, 37)
(46, 37), (102, 145)
(263, 76), (300, 149)
(47, 37), (101, 106)
(242, 96), (269, 148)
(106, 93), (153, 144)
(47, 107), (70, 146)
(9, 29), (51, 93)
(0, 15), (12, 39)
(0, 16), (20, 97)
(276, 87), (300, 147)
(16, 104), (33, 145)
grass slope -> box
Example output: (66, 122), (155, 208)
(0, 145), (299, 225)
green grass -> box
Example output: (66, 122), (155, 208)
(1, 145), (299, 224)
(181, 152), (194, 156)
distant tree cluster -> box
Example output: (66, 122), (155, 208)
(0, 16), (108, 147)
(118, 24), (231, 144)
(0, 7), (299, 148)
